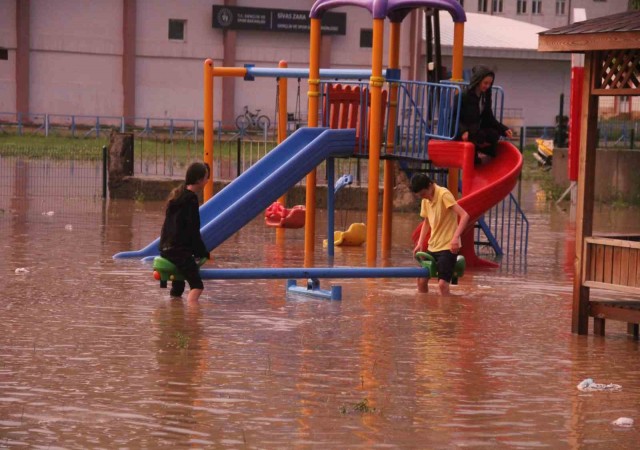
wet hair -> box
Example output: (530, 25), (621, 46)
(410, 173), (434, 193)
(185, 162), (209, 185)
(167, 162), (210, 204)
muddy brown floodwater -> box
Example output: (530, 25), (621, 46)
(1, 180), (639, 448)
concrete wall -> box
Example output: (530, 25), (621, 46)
(0, 1), (17, 114)
(553, 148), (640, 202)
(29, 0), (124, 117)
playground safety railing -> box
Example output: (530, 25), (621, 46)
(475, 192), (529, 261)
(391, 80), (461, 159)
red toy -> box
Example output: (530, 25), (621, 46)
(265, 202), (306, 228)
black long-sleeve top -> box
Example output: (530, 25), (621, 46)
(453, 65), (508, 140)
(160, 189), (208, 262)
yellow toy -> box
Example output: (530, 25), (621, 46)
(323, 222), (366, 247)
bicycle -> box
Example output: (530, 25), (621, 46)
(235, 105), (270, 131)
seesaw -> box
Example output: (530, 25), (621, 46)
(414, 252), (466, 285)
(152, 256), (431, 301)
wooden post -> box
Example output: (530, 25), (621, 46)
(572, 52), (599, 335)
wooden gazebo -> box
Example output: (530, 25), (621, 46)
(538, 11), (640, 337)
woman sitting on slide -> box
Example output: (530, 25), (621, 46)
(454, 65), (513, 165)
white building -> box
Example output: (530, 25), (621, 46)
(433, 11), (572, 127)
(459, 0), (628, 29)
(0, 1), (629, 129)
(0, 0), (420, 128)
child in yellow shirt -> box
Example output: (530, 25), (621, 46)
(411, 173), (470, 295)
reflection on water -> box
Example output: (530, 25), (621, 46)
(1, 181), (640, 448)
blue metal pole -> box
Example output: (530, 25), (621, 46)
(246, 67), (388, 80)
(199, 267), (428, 280)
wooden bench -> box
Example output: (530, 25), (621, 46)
(583, 236), (640, 338)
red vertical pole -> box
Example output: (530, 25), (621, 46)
(568, 67), (584, 182)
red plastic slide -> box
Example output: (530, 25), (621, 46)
(412, 140), (523, 267)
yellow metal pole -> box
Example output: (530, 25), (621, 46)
(276, 60), (288, 243)
(447, 22), (465, 197)
(381, 21), (400, 260)
(451, 23), (464, 81)
(203, 58), (214, 201)
(304, 18), (321, 267)
(366, 18), (384, 267)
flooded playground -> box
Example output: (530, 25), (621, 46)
(1, 182), (640, 448)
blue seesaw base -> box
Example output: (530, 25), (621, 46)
(286, 279), (342, 301)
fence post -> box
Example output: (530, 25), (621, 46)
(45, 114), (49, 137)
(236, 137), (242, 176)
(71, 115), (76, 137)
(193, 120), (198, 144)
(518, 127), (524, 205)
(630, 129), (635, 150)
(102, 145), (108, 199)
(17, 112), (22, 135)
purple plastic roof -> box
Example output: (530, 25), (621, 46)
(310, 0), (466, 23)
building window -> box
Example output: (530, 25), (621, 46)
(360, 29), (372, 48)
(556, 0), (566, 14)
(532, 0), (542, 14)
(477, 0), (488, 12)
(492, 0), (503, 12)
(168, 19), (186, 41)
(517, 0), (527, 13)
(0, 47), (8, 60)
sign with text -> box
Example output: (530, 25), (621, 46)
(212, 6), (346, 35)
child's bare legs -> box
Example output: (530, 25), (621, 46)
(438, 279), (451, 295)
(417, 277), (429, 293)
(187, 288), (203, 303)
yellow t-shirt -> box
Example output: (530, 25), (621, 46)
(419, 184), (458, 252)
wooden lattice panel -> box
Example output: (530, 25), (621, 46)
(593, 49), (640, 96)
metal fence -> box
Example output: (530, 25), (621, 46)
(0, 112), (218, 143)
(0, 148), (106, 222)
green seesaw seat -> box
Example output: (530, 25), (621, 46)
(414, 252), (466, 285)
(152, 257), (207, 288)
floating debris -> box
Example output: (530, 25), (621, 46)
(65, 224), (73, 231)
(15, 268), (30, 275)
(612, 417), (634, 427)
(42, 211), (55, 216)
(577, 378), (622, 392)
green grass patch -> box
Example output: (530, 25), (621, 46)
(0, 133), (276, 162)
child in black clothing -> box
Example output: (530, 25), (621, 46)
(160, 162), (210, 302)
(454, 65), (513, 164)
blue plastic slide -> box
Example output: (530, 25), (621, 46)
(113, 128), (356, 259)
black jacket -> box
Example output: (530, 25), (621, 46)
(160, 189), (208, 262)
(454, 65), (508, 140)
